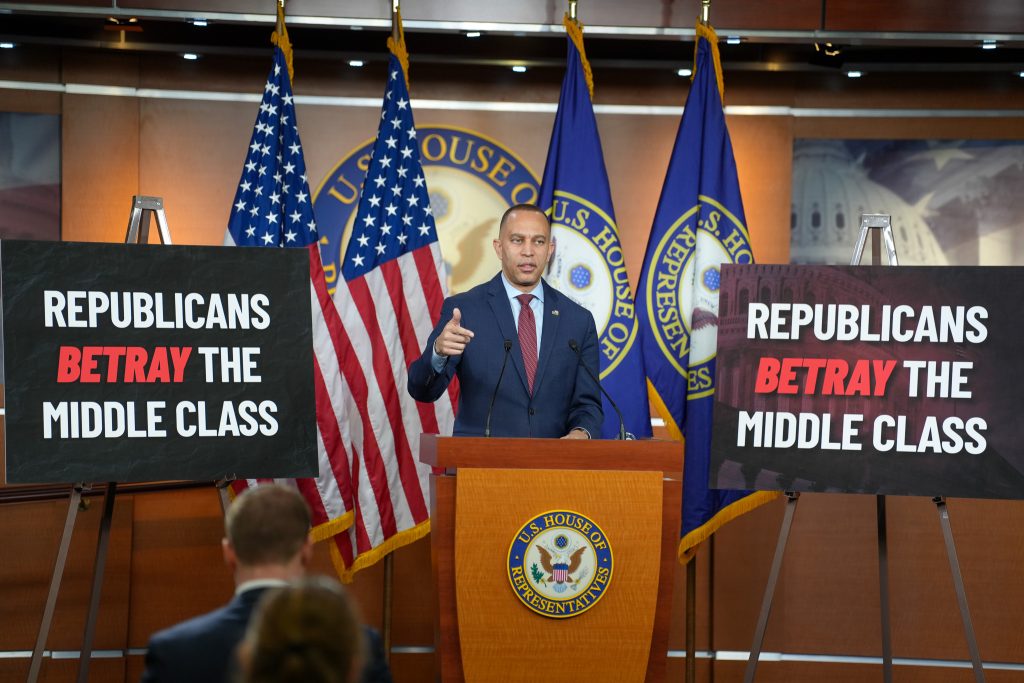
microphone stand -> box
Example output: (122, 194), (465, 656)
(484, 339), (513, 437)
(568, 339), (627, 440)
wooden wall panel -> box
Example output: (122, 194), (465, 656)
(126, 488), (232, 646)
(33, 0), (1024, 34)
(0, 658), (127, 683)
(138, 98), (258, 246)
(0, 495), (132, 681)
(113, 0), (824, 29)
(61, 93), (140, 243)
(825, 0), (1024, 34)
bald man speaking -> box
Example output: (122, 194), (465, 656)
(407, 204), (602, 439)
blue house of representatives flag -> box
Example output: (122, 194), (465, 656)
(538, 15), (651, 440)
(637, 22), (777, 559)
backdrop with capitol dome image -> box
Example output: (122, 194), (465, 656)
(790, 139), (1024, 266)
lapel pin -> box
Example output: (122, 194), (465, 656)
(551, 310), (559, 316)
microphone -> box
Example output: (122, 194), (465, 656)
(484, 339), (513, 438)
(568, 339), (628, 440)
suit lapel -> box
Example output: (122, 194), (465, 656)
(532, 280), (560, 397)
(486, 275), (531, 394)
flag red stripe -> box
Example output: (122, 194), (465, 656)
(378, 260), (431, 522)
(294, 476), (328, 527)
(311, 353), (354, 514)
(321, 289), (400, 541)
(349, 448), (374, 555)
(347, 274), (412, 536)
(412, 244), (444, 316)
(411, 245), (460, 414)
(381, 258), (438, 439)
(309, 250), (357, 513)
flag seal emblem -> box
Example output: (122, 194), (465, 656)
(506, 509), (613, 619)
(643, 196), (752, 399)
(548, 191), (638, 379)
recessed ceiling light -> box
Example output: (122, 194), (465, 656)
(677, 68), (692, 77)
(191, 18), (208, 27)
(726, 36), (742, 45)
(846, 70), (863, 78)
(0, 42), (15, 49)
(1018, 71), (1024, 78)
(512, 65), (527, 73)
(348, 60), (365, 67)
(182, 53), (199, 61)
(465, 31), (482, 38)
(981, 39), (997, 50)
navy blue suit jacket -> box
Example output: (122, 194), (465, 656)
(408, 274), (603, 438)
(140, 587), (264, 683)
(140, 587), (392, 683)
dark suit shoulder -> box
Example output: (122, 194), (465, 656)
(142, 592), (265, 683)
(449, 275), (501, 303)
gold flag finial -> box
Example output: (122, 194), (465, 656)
(271, 3), (294, 83)
(563, 12), (594, 100)
(387, 4), (411, 88)
(693, 21), (725, 103)
(700, 0), (710, 25)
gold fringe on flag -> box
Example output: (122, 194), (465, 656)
(678, 491), (780, 562)
(693, 21), (725, 104)
(648, 371), (781, 563)
(387, 7), (411, 88)
(329, 519), (433, 583)
(563, 13), (594, 100)
(271, 3), (295, 84)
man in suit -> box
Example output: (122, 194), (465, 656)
(408, 203), (602, 438)
(140, 484), (391, 683)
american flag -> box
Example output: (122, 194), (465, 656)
(328, 48), (454, 576)
(224, 40), (356, 543)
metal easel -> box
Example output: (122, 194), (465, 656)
(27, 195), (173, 683)
(742, 214), (985, 683)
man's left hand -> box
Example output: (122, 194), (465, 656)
(561, 428), (589, 440)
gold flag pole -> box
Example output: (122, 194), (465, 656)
(382, 2), (399, 665)
(686, 2), (710, 677)
(569, 0), (578, 23)
(391, 0), (401, 43)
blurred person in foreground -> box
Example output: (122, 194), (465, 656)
(239, 576), (363, 683)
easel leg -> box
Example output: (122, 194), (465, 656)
(876, 495), (892, 683)
(76, 482), (117, 683)
(934, 497), (986, 683)
(215, 479), (234, 517)
(743, 492), (799, 683)
(28, 486), (83, 683)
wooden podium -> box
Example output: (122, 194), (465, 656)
(421, 435), (682, 682)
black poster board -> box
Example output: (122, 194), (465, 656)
(2, 240), (317, 483)
(712, 264), (1024, 500)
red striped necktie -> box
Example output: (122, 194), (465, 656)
(516, 293), (537, 394)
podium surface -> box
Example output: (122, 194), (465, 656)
(422, 436), (682, 682)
